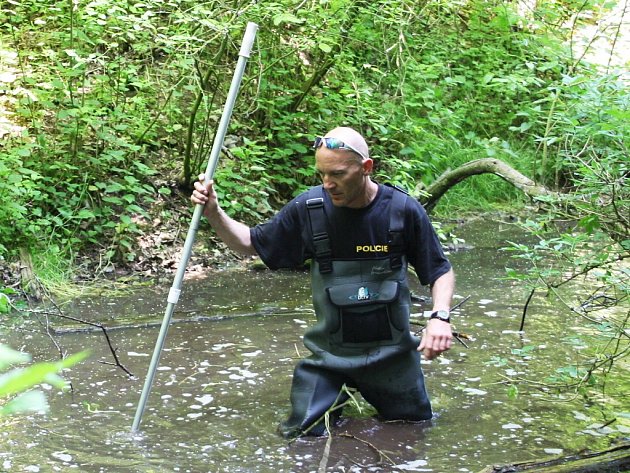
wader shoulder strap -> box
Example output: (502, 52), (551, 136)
(306, 186), (332, 273)
(387, 184), (408, 270)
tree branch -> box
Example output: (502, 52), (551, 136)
(31, 294), (134, 378)
(421, 158), (557, 212)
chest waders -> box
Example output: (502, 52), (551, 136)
(279, 186), (432, 438)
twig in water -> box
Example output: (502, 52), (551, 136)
(451, 295), (471, 312)
(338, 433), (396, 465)
(29, 294), (134, 378)
(453, 333), (469, 348)
(520, 288), (535, 331)
(410, 320), (471, 348)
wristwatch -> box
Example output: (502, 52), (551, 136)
(429, 310), (450, 323)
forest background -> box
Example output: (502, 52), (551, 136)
(0, 0), (628, 419)
(0, 0), (627, 282)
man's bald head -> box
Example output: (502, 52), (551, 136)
(324, 127), (369, 160)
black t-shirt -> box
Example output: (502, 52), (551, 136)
(250, 184), (451, 286)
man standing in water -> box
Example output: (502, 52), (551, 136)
(191, 126), (455, 438)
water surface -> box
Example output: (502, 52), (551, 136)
(2, 219), (628, 472)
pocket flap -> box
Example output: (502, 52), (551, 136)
(327, 280), (399, 307)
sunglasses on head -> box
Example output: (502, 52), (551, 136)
(313, 136), (367, 160)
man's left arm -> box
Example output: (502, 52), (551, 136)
(418, 268), (455, 360)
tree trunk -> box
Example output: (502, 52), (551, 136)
(19, 247), (43, 301)
(476, 441), (630, 473)
(421, 158), (556, 213)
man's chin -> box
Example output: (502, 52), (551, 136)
(330, 195), (345, 206)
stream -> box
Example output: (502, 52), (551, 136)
(2, 219), (628, 472)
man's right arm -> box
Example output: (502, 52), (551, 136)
(191, 174), (258, 256)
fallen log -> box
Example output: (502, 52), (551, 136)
(476, 441), (630, 473)
(421, 158), (556, 213)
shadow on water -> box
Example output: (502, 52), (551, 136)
(2, 219), (628, 472)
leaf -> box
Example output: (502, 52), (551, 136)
(77, 209), (96, 219)
(511, 345), (536, 357)
(57, 108), (78, 119)
(0, 294), (9, 314)
(287, 142), (309, 154)
(507, 385), (519, 399)
(272, 13), (304, 26)
(102, 196), (123, 204)
(0, 344), (31, 371)
(0, 351), (89, 398)
(318, 43), (332, 53)
(104, 182), (124, 193)
(0, 390), (49, 416)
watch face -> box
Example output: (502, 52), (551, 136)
(434, 310), (449, 320)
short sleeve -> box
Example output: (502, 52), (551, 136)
(250, 195), (310, 270)
(406, 200), (452, 286)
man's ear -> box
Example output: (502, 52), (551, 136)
(362, 158), (374, 175)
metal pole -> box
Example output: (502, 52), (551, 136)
(131, 22), (258, 433)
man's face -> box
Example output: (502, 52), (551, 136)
(315, 147), (372, 208)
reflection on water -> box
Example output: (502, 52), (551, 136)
(2, 219), (628, 472)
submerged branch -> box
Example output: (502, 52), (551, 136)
(476, 440), (630, 473)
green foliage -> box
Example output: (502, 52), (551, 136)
(503, 70), (628, 297)
(242, 0), (578, 211)
(512, 73), (629, 195)
(302, 383), (375, 437)
(500, 89), (626, 398)
(1, 0), (625, 264)
(0, 287), (11, 314)
(0, 344), (89, 416)
(0, 0), (173, 261)
(0, 287), (26, 314)
(214, 139), (277, 223)
(498, 63), (628, 408)
(0, 0), (626, 442)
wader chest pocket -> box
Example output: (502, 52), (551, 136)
(326, 281), (400, 343)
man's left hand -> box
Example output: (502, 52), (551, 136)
(418, 318), (453, 360)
